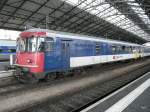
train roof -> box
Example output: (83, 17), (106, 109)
(25, 28), (142, 47)
(0, 39), (16, 46)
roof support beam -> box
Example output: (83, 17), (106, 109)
(0, 0), (9, 12)
(18, 0), (51, 29)
(33, 0), (66, 28)
(1, 0), (27, 27)
(135, 0), (150, 21)
(106, 0), (150, 36)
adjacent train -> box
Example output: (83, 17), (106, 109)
(14, 28), (150, 83)
(0, 39), (16, 61)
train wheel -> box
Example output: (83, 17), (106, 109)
(74, 68), (86, 76)
(44, 73), (57, 81)
(14, 72), (38, 84)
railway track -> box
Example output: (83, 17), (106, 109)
(0, 58), (148, 112)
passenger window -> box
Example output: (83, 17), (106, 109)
(117, 46), (122, 53)
(130, 46), (133, 53)
(125, 47), (128, 52)
(140, 48), (143, 53)
(132, 47), (136, 53)
(112, 46), (116, 54)
(122, 46), (125, 51)
(8, 49), (16, 53)
(44, 37), (54, 52)
(96, 43), (100, 54)
(62, 42), (70, 53)
(125, 47), (131, 53)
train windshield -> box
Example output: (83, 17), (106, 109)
(26, 37), (37, 52)
(17, 37), (45, 52)
(16, 38), (26, 52)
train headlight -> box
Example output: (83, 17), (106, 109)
(27, 59), (32, 63)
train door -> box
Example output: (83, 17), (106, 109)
(61, 40), (70, 70)
(101, 42), (108, 63)
(44, 37), (60, 71)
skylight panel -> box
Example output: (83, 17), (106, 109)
(126, 0), (150, 28)
(64, 0), (150, 40)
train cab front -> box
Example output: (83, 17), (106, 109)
(15, 31), (46, 83)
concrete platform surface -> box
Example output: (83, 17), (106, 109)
(81, 71), (150, 112)
(0, 62), (9, 71)
(0, 71), (13, 78)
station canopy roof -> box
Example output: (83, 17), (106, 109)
(0, 0), (150, 44)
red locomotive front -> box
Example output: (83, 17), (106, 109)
(15, 31), (46, 83)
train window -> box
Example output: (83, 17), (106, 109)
(38, 38), (45, 52)
(126, 46), (132, 53)
(16, 38), (25, 52)
(125, 47), (129, 53)
(27, 37), (37, 52)
(140, 48), (143, 53)
(0, 49), (2, 53)
(44, 37), (54, 52)
(62, 42), (70, 53)
(130, 46), (133, 53)
(132, 47), (137, 53)
(8, 49), (16, 53)
(122, 46), (125, 51)
(96, 43), (100, 54)
(117, 46), (122, 52)
(112, 46), (116, 54)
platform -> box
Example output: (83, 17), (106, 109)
(0, 62), (9, 71)
(81, 71), (150, 112)
(0, 71), (13, 78)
